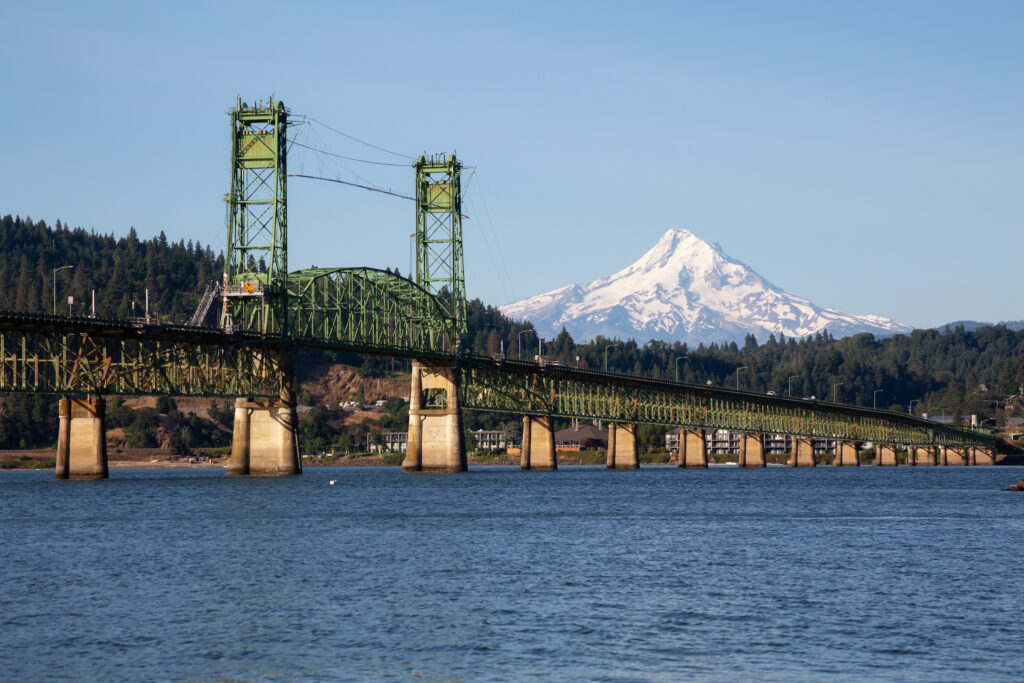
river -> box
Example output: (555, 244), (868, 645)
(1, 465), (1022, 681)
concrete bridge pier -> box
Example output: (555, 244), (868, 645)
(55, 397), (108, 480)
(403, 361), (466, 472)
(874, 444), (898, 466)
(787, 437), (816, 467)
(737, 433), (766, 467)
(678, 428), (708, 468)
(832, 441), (860, 467)
(228, 352), (301, 476)
(606, 423), (639, 469)
(521, 416), (556, 470)
(938, 446), (971, 466)
(972, 446), (995, 466)
(907, 446), (936, 466)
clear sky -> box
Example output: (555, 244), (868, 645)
(4, 1), (1021, 330)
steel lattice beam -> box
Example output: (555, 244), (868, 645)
(0, 314), (281, 397)
(415, 154), (466, 341)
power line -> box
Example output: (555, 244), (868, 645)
(290, 139), (409, 167)
(286, 173), (415, 201)
(299, 116), (416, 161)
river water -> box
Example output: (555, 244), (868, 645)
(1, 465), (1022, 682)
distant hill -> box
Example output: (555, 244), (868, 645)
(937, 320), (1024, 333)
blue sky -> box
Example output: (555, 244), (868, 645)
(3, 1), (1021, 329)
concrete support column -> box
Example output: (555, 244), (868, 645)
(972, 446), (995, 466)
(833, 441), (860, 467)
(403, 362), (423, 472)
(55, 397), (107, 480)
(738, 433), (766, 468)
(521, 416), (556, 470)
(909, 445), (936, 466)
(227, 398), (251, 475)
(55, 398), (70, 479)
(787, 437), (816, 467)
(678, 428), (708, 468)
(943, 446), (963, 466)
(403, 361), (466, 472)
(228, 351), (301, 477)
(874, 444), (898, 466)
(606, 423), (639, 469)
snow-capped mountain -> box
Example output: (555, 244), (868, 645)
(500, 228), (911, 345)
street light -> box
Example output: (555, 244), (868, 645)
(575, 355), (580, 369)
(604, 344), (618, 371)
(832, 382), (842, 403)
(674, 354), (688, 382)
(908, 399), (920, 415)
(52, 265), (74, 315)
(517, 329), (534, 360)
(788, 375), (799, 397)
(736, 366), (747, 390)
(873, 389), (884, 410)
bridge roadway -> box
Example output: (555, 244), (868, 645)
(0, 311), (997, 478)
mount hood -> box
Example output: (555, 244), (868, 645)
(499, 229), (911, 345)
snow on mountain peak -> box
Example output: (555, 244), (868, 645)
(499, 228), (911, 345)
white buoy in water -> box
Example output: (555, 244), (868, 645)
(329, 480), (336, 485)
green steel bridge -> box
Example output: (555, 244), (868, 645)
(0, 98), (994, 457)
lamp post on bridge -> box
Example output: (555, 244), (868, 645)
(873, 389), (884, 410)
(604, 344), (618, 372)
(908, 399), (920, 416)
(736, 366), (747, 390)
(52, 265), (74, 315)
(832, 382), (842, 403)
(674, 354), (688, 382)
(517, 329), (534, 360)
(788, 375), (799, 397)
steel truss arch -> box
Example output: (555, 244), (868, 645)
(287, 266), (457, 356)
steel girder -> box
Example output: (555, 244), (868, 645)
(286, 267), (457, 357)
(458, 357), (994, 448)
(0, 313), (281, 397)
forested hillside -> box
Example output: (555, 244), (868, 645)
(2, 214), (1022, 452)
(0, 214), (221, 320)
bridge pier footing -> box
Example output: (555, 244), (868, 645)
(607, 423), (639, 469)
(875, 444), (898, 466)
(908, 445), (936, 466)
(972, 446), (995, 466)
(832, 441), (860, 467)
(678, 428), (707, 468)
(403, 361), (466, 472)
(228, 352), (300, 477)
(227, 395), (301, 476)
(738, 433), (766, 467)
(521, 416), (557, 470)
(56, 397), (107, 480)
(787, 437), (815, 467)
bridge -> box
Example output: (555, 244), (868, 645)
(0, 98), (996, 478)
